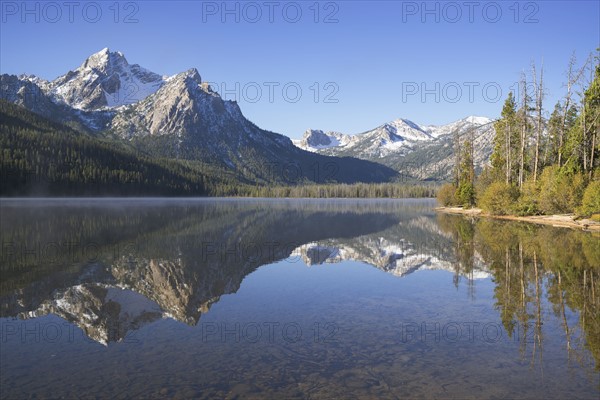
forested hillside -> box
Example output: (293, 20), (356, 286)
(0, 101), (430, 197)
(0, 100), (237, 196)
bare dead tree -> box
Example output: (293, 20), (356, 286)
(518, 72), (528, 187)
(559, 53), (587, 167)
(532, 62), (544, 182)
(531, 251), (544, 373)
(579, 56), (594, 174)
(557, 271), (572, 361)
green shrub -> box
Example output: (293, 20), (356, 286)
(514, 177), (540, 216)
(475, 166), (495, 203)
(569, 172), (587, 210)
(437, 183), (457, 206)
(538, 166), (586, 214)
(538, 166), (562, 214)
(478, 181), (518, 215)
(578, 181), (600, 217)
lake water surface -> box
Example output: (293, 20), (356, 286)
(0, 198), (598, 399)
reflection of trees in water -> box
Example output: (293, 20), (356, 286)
(3, 199), (596, 371)
(436, 214), (479, 293)
(439, 214), (600, 373)
(1, 200), (424, 340)
(2, 199), (425, 295)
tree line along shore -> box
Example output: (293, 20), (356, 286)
(437, 53), (600, 224)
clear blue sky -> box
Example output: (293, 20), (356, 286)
(1, 1), (598, 138)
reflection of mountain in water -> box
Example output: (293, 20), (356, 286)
(6, 199), (596, 354)
(292, 215), (491, 279)
(2, 199), (455, 344)
(25, 282), (163, 345)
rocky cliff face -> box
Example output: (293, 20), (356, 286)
(49, 48), (166, 110)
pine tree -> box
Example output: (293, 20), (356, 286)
(582, 63), (600, 177)
(491, 92), (519, 184)
(456, 138), (475, 207)
(562, 61), (599, 174)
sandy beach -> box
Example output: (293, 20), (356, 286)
(435, 207), (600, 232)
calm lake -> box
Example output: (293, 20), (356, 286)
(0, 198), (598, 399)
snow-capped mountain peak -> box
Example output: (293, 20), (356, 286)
(173, 67), (202, 82)
(80, 47), (123, 69)
(293, 115), (496, 180)
(421, 115), (494, 138)
(379, 118), (433, 141)
(49, 48), (166, 110)
(465, 115), (492, 125)
(292, 129), (349, 150)
(295, 117), (436, 158)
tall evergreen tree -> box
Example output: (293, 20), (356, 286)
(456, 138), (475, 206)
(491, 92), (519, 185)
(582, 63), (600, 176)
(561, 59), (599, 174)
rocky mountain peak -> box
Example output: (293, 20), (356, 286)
(80, 47), (128, 71)
(177, 67), (202, 83)
(293, 115), (496, 180)
(304, 129), (331, 146)
(49, 48), (165, 110)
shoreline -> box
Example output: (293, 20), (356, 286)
(435, 206), (600, 232)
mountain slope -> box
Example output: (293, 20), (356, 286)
(384, 117), (496, 180)
(106, 68), (397, 183)
(294, 118), (434, 158)
(1, 49), (398, 186)
(294, 116), (496, 181)
(0, 100), (230, 196)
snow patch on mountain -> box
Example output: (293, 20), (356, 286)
(296, 116), (492, 157)
(291, 239), (491, 280)
(48, 48), (166, 110)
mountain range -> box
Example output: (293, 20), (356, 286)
(1, 49), (398, 191)
(1, 48), (497, 191)
(294, 116), (496, 180)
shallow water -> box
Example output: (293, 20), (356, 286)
(0, 198), (598, 399)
